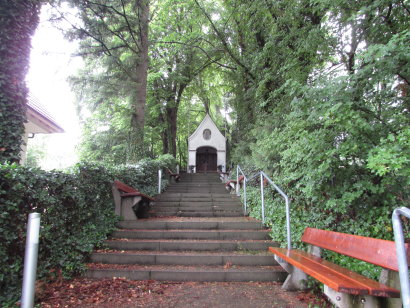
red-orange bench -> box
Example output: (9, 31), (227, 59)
(165, 168), (180, 183)
(225, 175), (244, 193)
(112, 180), (154, 220)
(218, 171), (229, 182)
(269, 228), (409, 308)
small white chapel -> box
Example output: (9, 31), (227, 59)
(187, 114), (226, 173)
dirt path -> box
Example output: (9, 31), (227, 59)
(37, 278), (326, 307)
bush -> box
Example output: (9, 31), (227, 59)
(0, 154), (176, 305)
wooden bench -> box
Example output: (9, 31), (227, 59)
(112, 180), (154, 220)
(225, 175), (244, 193)
(218, 171), (229, 183)
(269, 228), (409, 308)
(165, 168), (180, 183)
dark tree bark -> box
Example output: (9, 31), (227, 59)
(128, 0), (149, 162)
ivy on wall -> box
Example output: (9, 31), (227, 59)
(0, 1), (41, 163)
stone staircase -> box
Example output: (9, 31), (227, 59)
(86, 173), (287, 282)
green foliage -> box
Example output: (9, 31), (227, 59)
(66, 0), (226, 165)
(0, 154), (175, 304)
(0, 1), (41, 163)
(229, 1), (409, 278)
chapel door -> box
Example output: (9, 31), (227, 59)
(196, 147), (217, 172)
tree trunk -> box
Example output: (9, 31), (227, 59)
(166, 107), (178, 157)
(0, 1), (40, 163)
(161, 113), (169, 154)
(128, 0), (149, 162)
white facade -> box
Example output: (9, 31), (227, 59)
(187, 114), (226, 173)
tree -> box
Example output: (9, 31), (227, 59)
(58, 0), (150, 162)
(147, 0), (223, 157)
(71, 0), (224, 163)
(221, 0), (409, 245)
(0, 1), (42, 163)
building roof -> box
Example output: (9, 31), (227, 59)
(188, 113), (226, 151)
(26, 94), (64, 134)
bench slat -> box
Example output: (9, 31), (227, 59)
(121, 192), (142, 197)
(113, 180), (154, 201)
(137, 192), (154, 201)
(293, 250), (400, 297)
(269, 247), (369, 295)
(302, 228), (409, 271)
(113, 180), (138, 193)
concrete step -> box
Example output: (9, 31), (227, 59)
(165, 189), (228, 193)
(148, 209), (243, 217)
(111, 229), (271, 240)
(91, 251), (277, 266)
(154, 193), (235, 199)
(153, 201), (241, 207)
(153, 197), (238, 203)
(169, 182), (225, 185)
(149, 211), (243, 217)
(150, 205), (242, 211)
(166, 185), (226, 188)
(104, 239), (275, 251)
(117, 219), (264, 230)
(86, 264), (287, 282)
(149, 209), (242, 215)
(86, 173), (282, 284)
(155, 197), (239, 202)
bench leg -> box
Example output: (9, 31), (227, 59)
(379, 269), (402, 308)
(324, 285), (382, 308)
(121, 196), (141, 220)
(282, 266), (308, 291)
(274, 256), (308, 291)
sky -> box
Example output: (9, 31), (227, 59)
(26, 5), (83, 170)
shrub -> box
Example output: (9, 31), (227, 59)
(0, 155), (176, 305)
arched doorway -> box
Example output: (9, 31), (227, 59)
(196, 146), (217, 172)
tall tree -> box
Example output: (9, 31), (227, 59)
(59, 0), (150, 162)
(148, 0), (223, 157)
(0, 1), (42, 163)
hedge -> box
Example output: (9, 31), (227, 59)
(0, 154), (175, 305)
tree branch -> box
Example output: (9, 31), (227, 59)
(193, 0), (255, 80)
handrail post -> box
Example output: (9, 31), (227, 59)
(243, 179), (247, 215)
(392, 207), (410, 308)
(21, 213), (41, 308)
(285, 196), (291, 250)
(260, 172), (265, 225)
(236, 166), (240, 196)
(158, 169), (162, 194)
(260, 171), (292, 249)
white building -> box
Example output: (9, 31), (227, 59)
(187, 114), (226, 173)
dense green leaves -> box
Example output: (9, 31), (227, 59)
(220, 0), (409, 281)
(0, 154), (176, 305)
(0, 1), (42, 163)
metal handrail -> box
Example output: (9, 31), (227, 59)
(158, 169), (162, 194)
(392, 207), (410, 308)
(260, 171), (291, 250)
(235, 165), (291, 249)
(236, 165), (248, 214)
(247, 172), (260, 182)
